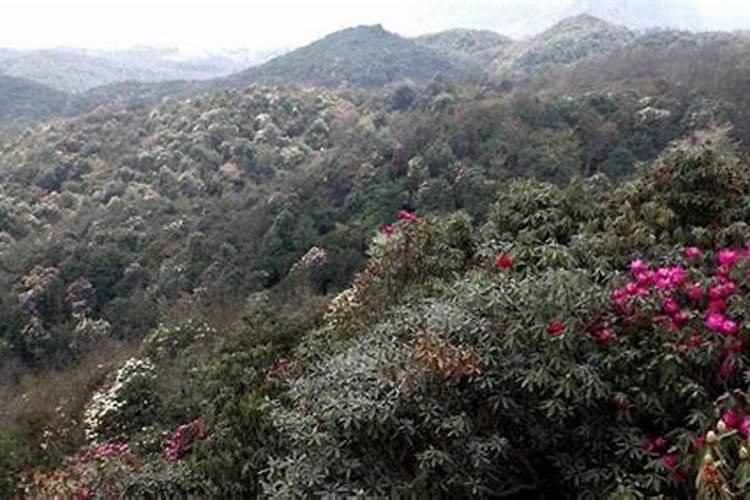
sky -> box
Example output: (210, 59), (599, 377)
(1, 0), (749, 51)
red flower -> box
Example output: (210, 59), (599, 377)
(722, 409), (750, 438)
(495, 254), (513, 270)
(719, 356), (737, 379)
(691, 435), (706, 449)
(661, 453), (678, 471)
(547, 320), (565, 336)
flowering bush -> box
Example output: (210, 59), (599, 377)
(22, 441), (134, 499)
(83, 357), (157, 443)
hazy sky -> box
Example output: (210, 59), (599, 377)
(2, 0), (749, 51)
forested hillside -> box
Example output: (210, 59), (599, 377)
(2, 13), (750, 499)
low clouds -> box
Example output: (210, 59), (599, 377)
(0, 0), (747, 50)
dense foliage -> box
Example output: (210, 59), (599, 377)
(3, 14), (750, 500)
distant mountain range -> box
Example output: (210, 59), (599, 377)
(2, 12), (748, 131)
(0, 46), (282, 93)
(482, 0), (704, 38)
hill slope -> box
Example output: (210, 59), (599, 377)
(227, 25), (472, 88)
(493, 14), (636, 77)
(0, 74), (68, 127)
(414, 28), (514, 67)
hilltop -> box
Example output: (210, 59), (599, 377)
(226, 25), (473, 88)
(0, 74), (67, 128)
(413, 28), (514, 66)
(493, 14), (636, 77)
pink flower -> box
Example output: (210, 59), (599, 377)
(397, 209), (418, 221)
(717, 249), (741, 267)
(721, 319), (739, 336)
(379, 224), (396, 236)
(684, 246), (702, 259)
(705, 311), (725, 332)
(635, 270), (655, 286)
(596, 329), (615, 343)
(708, 286), (724, 300)
(662, 298), (680, 316)
(667, 266), (686, 287)
(630, 259), (648, 276)
(722, 282), (738, 296)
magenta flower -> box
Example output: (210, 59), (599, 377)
(722, 282), (738, 296)
(662, 298), (680, 316)
(643, 436), (667, 453)
(661, 454), (678, 471)
(673, 311), (688, 326)
(397, 209), (418, 221)
(705, 311), (725, 332)
(630, 259), (648, 276)
(717, 249), (741, 267)
(719, 357), (737, 379)
(684, 246), (702, 259)
(379, 224), (396, 236)
(708, 298), (728, 312)
(721, 319), (739, 336)
(597, 329), (615, 343)
(667, 266), (686, 287)
(635, 270), (654, 286)
(687, 284), (703, 301)
(722, 409), (750, 438)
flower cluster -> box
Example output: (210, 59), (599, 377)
(164, 419), (207, 461)
(83, 357), (156, 443)
(69, 441), (130, 465)
(608, 245), (749, 377)
(604, 245), (750, 492)
(289, 245), (328, 274)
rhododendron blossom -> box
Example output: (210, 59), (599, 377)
(705, 311), (725, 332)
(684, 246), (702, 259)
(547, 320), (564, 336)
(643, 436), (667, 453)
(396, 209), (418, 222)
(630, 259), (648, 276)
(722, 409), (750, 438)
(687, 284), (703, 301)
(379, 224), (395, 236)
(495, 254), (513, 270)
(717, 249), (741, 267)
(165, 419), (207, 462)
